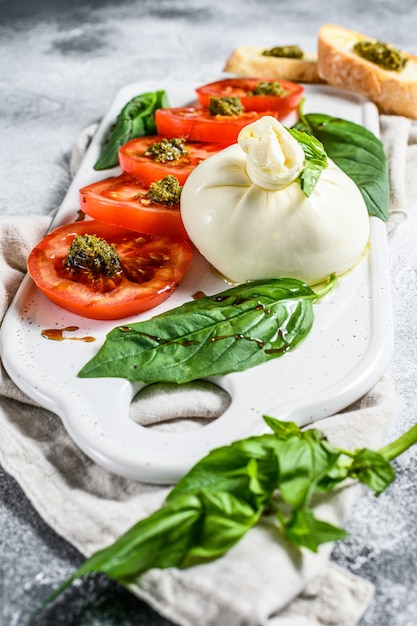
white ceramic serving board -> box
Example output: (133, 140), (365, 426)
(0, 82), (393, 484)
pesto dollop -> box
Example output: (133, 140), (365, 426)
(248, 81), (288, 97)
(353, 40), (408, 71)
(144, 138), (189, 163)
(65, 234), (122, 278)
(146, 175), (182, 205)
(209, 96), (245, 116)
(262, 45), (304, 59)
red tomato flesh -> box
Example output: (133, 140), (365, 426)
(27, 220), (192, 320)
(118, 136), (228, 186)
(155, 107), (288, 145)
(79, 173), (188, 240)
(195, 78), (304, 113)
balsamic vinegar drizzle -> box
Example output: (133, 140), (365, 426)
(41, 326), (96, 342)
(211, 333), (265, 348)
(192, 290), (207, 300)
(116, 298), (290, 352)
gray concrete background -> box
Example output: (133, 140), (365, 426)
(1, 1), (417, 624)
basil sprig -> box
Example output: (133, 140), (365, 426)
(78, 277), (335, 383)
(31, 417), (417, 621)
(93, 89), (169, 170)
(293, 108), (389, 221)
(288, 127), (328, 197)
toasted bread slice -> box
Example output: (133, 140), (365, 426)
(318, 24), (417, 118)
(223, 45), (322, 83)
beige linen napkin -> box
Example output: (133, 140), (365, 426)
(0, 114), (415, 626)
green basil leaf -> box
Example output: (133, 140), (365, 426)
(348, 448), (396, 495)
(78, 278), (321, 384)
(79, 489), (258, 576)
(93, 89), (170, 170)
(184, 490), (260, 563)
(287, 127), (328, 197)
(293, 113), (389, 221)
(79, 492), (202, 582)
(274, 432), (342, 508)
(31, 492), (202, 618)
(313, 457), (352, 492)
(168, 435), (280, 510)
(263, 415), (303, 439)
(282, 508), (349, 553)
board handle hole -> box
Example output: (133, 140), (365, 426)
(129, 379), (231, 432)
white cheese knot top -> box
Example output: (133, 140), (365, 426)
(238, 116), (305, 190)
(180, 116), (370, 285)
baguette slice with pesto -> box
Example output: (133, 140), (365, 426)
(223, 44), (322, 83)
(318, 23), (417, 119)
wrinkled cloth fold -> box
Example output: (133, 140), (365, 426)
(0, 114), (416, 626)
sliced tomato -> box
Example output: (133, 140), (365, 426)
(195, 78), (304, 113)
(27, 220), (192, 320)
(155, 107), (286, 145)
(79, 173), (188, 240)
(118, 135), (227, 186)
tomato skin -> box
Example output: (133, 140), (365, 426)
(118, 136), (227, 186)
(195, 78), (304, 113)
(27, 220), (193, 320)
(155, 107), (286, 145)
(79, 173), (188, 240)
